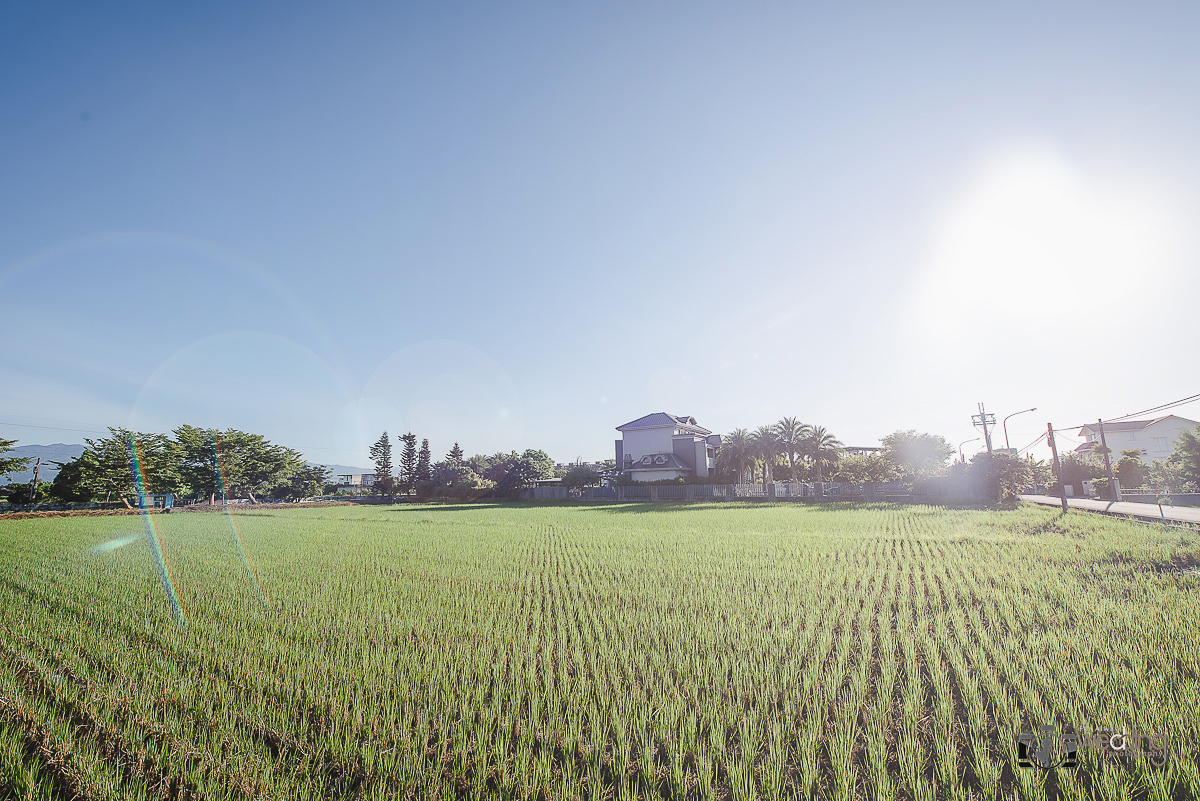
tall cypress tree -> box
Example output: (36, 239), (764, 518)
(447, 442), (464, 466)
(417, 439), (432, 483)
(399, 433), (418, 493)
(369, 431), (393, 496)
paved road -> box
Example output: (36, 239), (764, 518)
(1018, 494), (1200, 525)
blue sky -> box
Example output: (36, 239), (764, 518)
(2, 2), (1198, 468)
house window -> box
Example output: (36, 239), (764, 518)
(1152, 437), (1168, 449)
(1127, 432), (1137, 440)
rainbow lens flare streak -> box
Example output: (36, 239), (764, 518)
(127, 434), (188, 628)
(89, 534), (141, 555)
(213, 433), (268, 606)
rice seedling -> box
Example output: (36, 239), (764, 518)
(0, 501), (1195, 798)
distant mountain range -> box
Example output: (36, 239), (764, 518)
(307, 463), (372, 477)
(1, 444), (369, 485)
(1, 443), (86, 484)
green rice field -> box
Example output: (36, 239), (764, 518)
(1, 502), (1198, 800)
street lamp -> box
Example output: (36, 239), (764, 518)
(958, 438), (979, 463)
(1002, 408), (1038, 451)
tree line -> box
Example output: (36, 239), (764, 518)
(709, 417), (1200, 499)
(0, 427), (329, 505)
(6, 420), (1196, 506)
(495, 422), (963, 491)
(0, 426), (558, 506)
(367, 431), (555, 501)
(711, 420), (956, 484)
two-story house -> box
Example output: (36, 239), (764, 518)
(615, 413), (721, 481)
(336, 474), (376, 487)
(1074, 415), (1198, 463)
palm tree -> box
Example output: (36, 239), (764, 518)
(717, 428), (754, 483)
(752, 425), (779, 484)
(805, 426), (844, 483)
(775, 417), (811, 481)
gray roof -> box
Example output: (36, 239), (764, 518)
(1077, 418), (1158, 435)
(617, 412), (711, 434)
(625, 452), (691, 471)
(1076, 415), (1197, 437)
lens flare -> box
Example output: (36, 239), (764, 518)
(127, 434), (188, 628)
(88, 534), (141, 554)
(212, 433), (269, 607)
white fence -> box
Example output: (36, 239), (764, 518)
(527, 482), (912, 502)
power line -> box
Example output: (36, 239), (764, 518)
(1017, 432), (1046, 456)
(1051, 429), (1086, 444)
(1107, 392), (1200, 422)
(0, 420), (107, 435)
(1, 412), (115, 428)
(1053, 391), (1200, 433)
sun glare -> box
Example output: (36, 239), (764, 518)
(914, 142), (1181, 338)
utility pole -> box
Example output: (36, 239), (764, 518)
(27, 458), (41, 504)
(1096, 419), (1121, 502)
(1047, 423), (1068, 513)
(972, 403), (996, 454)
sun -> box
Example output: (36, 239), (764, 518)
(913, 141), (1179, 336)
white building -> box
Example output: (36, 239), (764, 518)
(336, 474), (376, 486)
(1074, 415), (1198, 463)
(615, 413), (721, 482)
(843, 446), (883, 457)
(554, 461), (609, 473)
